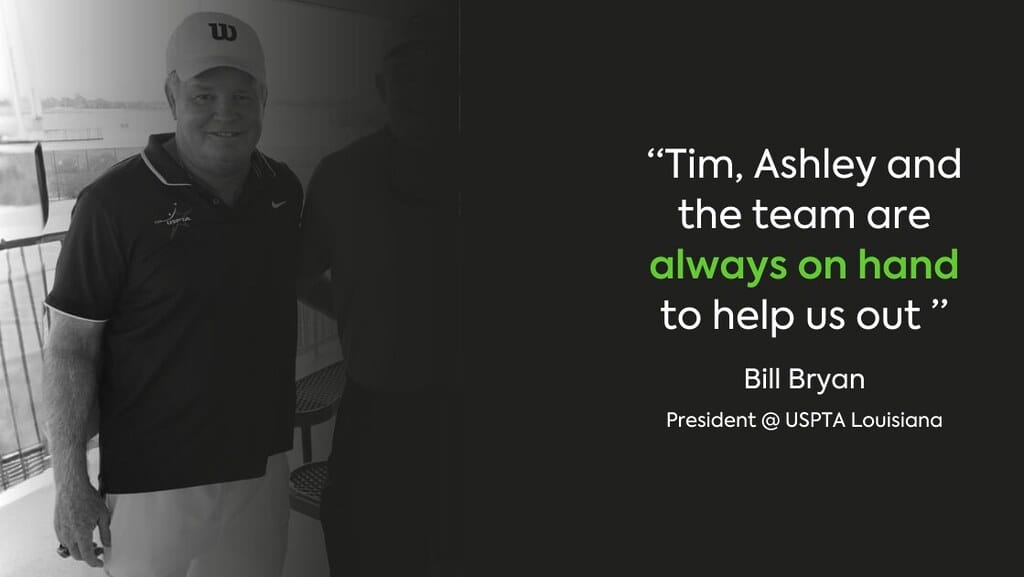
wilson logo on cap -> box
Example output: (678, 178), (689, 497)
(167, 12), (266, 83)
(208, 22), (237, 41)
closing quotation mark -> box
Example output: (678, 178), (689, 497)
(931, 299), (949, 309)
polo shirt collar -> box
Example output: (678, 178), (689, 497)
(141, 133), (277, 187)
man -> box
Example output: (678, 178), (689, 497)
(42, 12), (301, 577)
(299, 3), (461, 575)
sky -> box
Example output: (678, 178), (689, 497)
(1, 0), (199, 102)
(1, 0), (394, 103)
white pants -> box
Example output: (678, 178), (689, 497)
(103, 453), (291, 577)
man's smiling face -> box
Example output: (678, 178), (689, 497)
(169, 66), (265, 175)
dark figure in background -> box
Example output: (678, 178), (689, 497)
(299, 4), (461, 576)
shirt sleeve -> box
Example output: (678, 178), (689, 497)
(45, 185), (127, 321)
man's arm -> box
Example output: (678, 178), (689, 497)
(41, 309), (110, 568)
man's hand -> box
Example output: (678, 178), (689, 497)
(53, 480), (111, 567)
(42, 309), (107, 567)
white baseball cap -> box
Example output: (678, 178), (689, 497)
(166, 12), (265, 83)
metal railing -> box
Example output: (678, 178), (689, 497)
(0, 231), (337, 492)
(41, 127), (104, 142)
(0, 231), (64, 490)
(42, 146), (143, 201)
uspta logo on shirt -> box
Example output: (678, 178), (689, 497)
(208, 22), (237, 41)
(153, 201), (193, 239)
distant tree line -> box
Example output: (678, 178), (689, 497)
(40, 94), (164, 110)
(2, 95), (163, 110)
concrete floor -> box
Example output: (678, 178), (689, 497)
(0, 422), (335, 577)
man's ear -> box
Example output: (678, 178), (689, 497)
(164, 80), (177, 121)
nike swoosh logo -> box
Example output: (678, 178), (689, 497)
(271, 200), (287, 209)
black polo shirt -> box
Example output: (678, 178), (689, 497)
(46, 133), (301, 494)
(300, 128), (458, 392)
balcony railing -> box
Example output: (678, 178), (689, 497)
(0, 230), (336, 492)
(0, 232), (63, 491)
